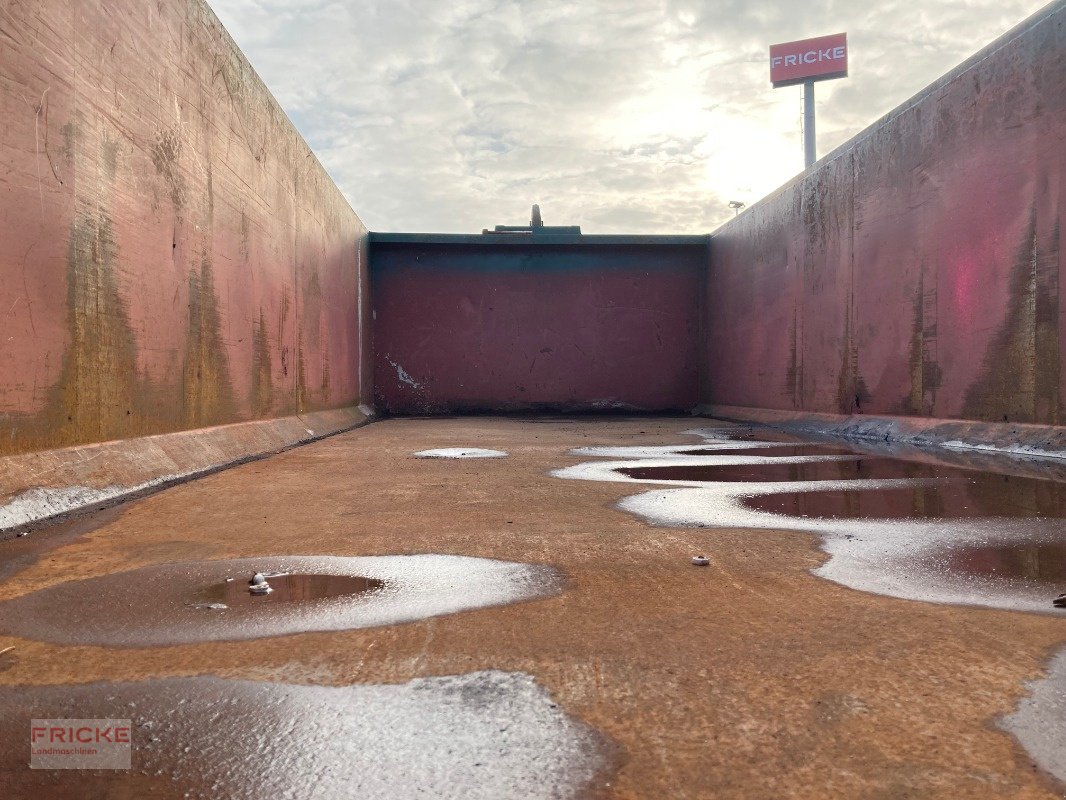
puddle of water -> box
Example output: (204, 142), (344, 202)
(554, 454), (863, 487)
(199, 573), (385, 607)
(0, 671), (612, 799)
(745, 468), (1066, 520)
(0, 554), (561, 647)
(943, 543), (1066, 586)
(606, 479), (1066, 617)
(617, 457), (1066, 521)
(555, 429), (1066, 615)
(569, 442), (796, 458)
(617, 458), (901, 484)
(680, 445), (856, 457)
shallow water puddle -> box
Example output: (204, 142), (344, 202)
(553, 431), (1066, 614)
(0, 554), (561, 646)
(199, 573), (386, 607)
(745, 466), (1066, 520)
(0, 671), (611, 799)
(680, 445), (856, 457)
(569, 440), (803, 458)
(617, 457), (899, 483)
(942, 542), (1066, 586)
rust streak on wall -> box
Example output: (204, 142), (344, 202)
(184, 256), (236, 428)
(250, 308), (273, 417)
(961, 209), (1061, 423)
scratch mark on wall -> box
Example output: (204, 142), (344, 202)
(386, 356), (422, 390)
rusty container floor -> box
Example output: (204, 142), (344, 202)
(1, 416), (1064, 798)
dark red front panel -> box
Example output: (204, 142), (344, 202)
(372, 243), (704, 413)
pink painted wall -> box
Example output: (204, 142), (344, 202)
(372, 237), (706, 413)
(706, 4), (1065, 424)
(0, 0), (369, 457)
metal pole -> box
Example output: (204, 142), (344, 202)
(803, 79), (816, 168)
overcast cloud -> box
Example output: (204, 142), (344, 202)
(210, 0), (1050, 234)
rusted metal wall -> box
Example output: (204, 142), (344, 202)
(706, 3), (1065, 424)
(372, 235), (707, 413)
(0, 0), (368, 457)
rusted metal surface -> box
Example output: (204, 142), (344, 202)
(706, 4), (1065, 424)
(0, 0), (368, 457)
(1, 416), (1065, 798)
(371, 235), (708, 413)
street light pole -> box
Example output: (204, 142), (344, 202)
(803, 79), (816, 168)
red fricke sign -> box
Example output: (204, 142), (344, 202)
(770, 33), (848, 88)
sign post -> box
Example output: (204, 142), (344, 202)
(803, 80), (816, 169)
(770, 33), (848, 168)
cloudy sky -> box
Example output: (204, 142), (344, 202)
(211, 0), (1049, 234)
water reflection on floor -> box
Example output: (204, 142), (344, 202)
(733, 462), (1066, 520)
(679, 445), (857, 458)
(0, 554), (562, 646)
(554, 426), (1066, 614)
(943, 542), (1066, 586)
(200, 573), (385, 607)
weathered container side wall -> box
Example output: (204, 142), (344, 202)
(0, 0), (368, 460)
(705, 3), (1065, 424)
(371, 237), (707, 413)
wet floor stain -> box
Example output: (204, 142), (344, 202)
(0, 671), (612, 799)
(0, 554), (561, 646)
(0, 506), (124, 582)
(415, 448), (509, 458)
(1000, 649), (1066, 786)
(111, 539), (224, 564)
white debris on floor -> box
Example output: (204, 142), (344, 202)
(415, 448), (508, 459)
